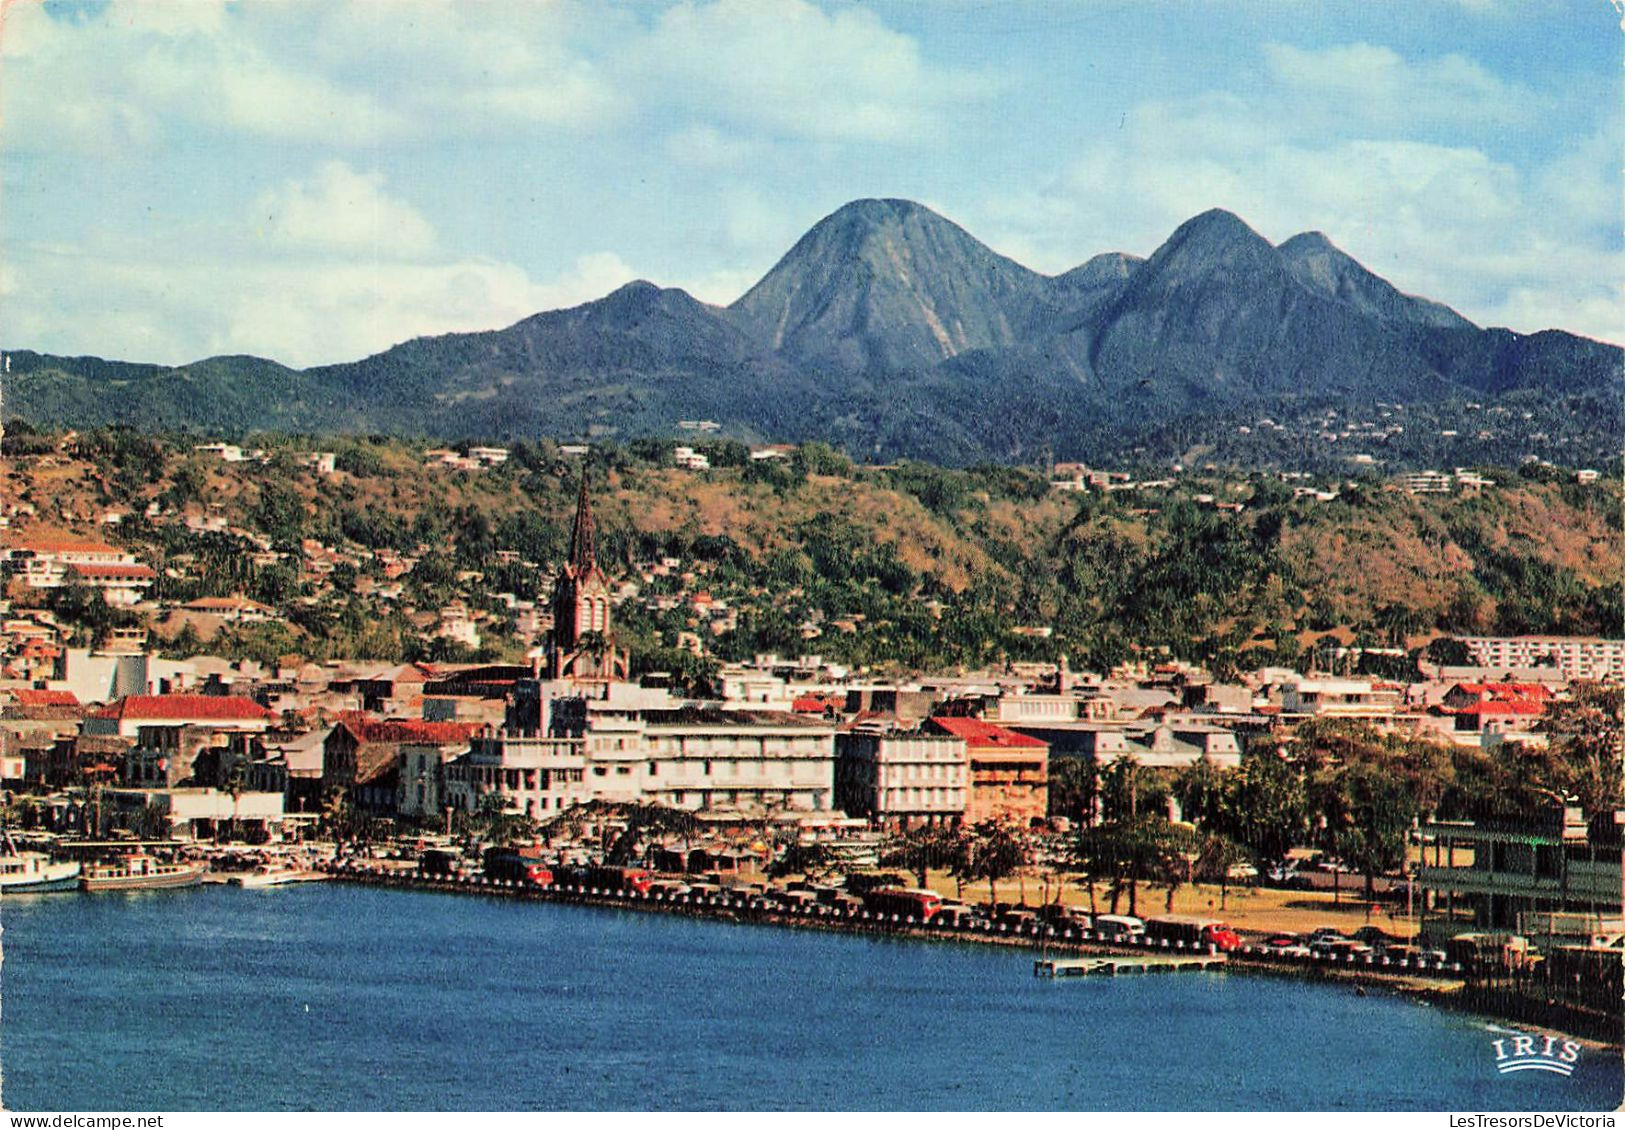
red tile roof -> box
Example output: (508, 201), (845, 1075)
(792, 693), (841, 713)
(1450, 682), (1551, 699)
(11, 689), (80, 707)
(928, 716), (1049, 749)
(92, 695), (275, 722)
(335, 713), (482, 745)
(13, 536), (124, 555)
(1455, 700), (1545, 716)
(67, 563), (156, 580)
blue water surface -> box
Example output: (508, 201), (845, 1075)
(0, 884), (1618, 1111)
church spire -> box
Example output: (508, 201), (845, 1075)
(568, 470), (596, 575)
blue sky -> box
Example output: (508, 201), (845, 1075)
(2, 0), (1618, 367)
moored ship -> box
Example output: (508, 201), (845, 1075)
(0, 831), (81, 894)
(81, 854), (206, 892)
(228, 864), (328, 888)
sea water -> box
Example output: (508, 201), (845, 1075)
(1, 884), (1618, 1111)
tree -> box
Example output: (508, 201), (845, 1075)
(1048, 757), (1099, 824)
(221, 757), (251, 843)
(1542, 683), (1625, 837)
(961, 821), (1027, 907)
(1195, 833), (1253, 910)
(880, 824), (954, 889)
(321, 787), (356, 852)
(1228, 747), (1309, 875)
(1073, 815), (1178, 917)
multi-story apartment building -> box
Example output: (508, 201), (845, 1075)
(834, 727), (967, 829)
(1458, 636), (1625, 681)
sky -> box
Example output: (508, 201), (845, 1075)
(1, 0), (1619, 368)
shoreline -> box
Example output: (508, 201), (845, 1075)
(320, 865), (1621, 1050)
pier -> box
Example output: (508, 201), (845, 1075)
(1034, 954), (1227, 978)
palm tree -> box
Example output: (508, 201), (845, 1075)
(321, 787), (354, 853)
(222, 757), (250, 843)
(1196, 833), (1252, 911)
(879, 824), (952, 889)
(964, 821), (1027, 907)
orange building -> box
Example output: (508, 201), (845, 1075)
(927, 716), (1049, 827)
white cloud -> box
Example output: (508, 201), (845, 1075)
(1262, 42), (1539, 127)
(626, 0), (988, 142)
(252, 162), (438, 259)
(2, 161), (643, 368)
(1, 0), (401, 151)
(665, 125), (760, 169)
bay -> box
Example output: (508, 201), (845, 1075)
(0, 884), (1618, 1111)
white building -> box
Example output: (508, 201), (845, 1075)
(834, 728), (967, 828)
(673, 446), (711, 470)
(1278, 678), (1404, 720)
(1458, 636), (1625, 682)
(5, 536), (155, 606)
(449, 681), (837, 819)
(444, 734), (588, 821)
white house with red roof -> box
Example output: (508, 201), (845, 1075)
(6, 533), (155, 606)
(1440, 681), (1551, 739)
(84, 694), (277, 738)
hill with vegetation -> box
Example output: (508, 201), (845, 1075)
(5, 428), (1618, 678)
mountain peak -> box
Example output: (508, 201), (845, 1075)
(1133, 207), (1278, 288)
(1178, 208), (1268, 241)
(822, 197), (937, 225)
(1278, 229), (1473, 330)
(730, 197), (1046, 371)
(1279, 230), (1336, 255)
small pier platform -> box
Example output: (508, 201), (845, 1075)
(1034, 954), (1227, 978)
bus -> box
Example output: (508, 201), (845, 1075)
(585, 865), (654, 894)
(861, 887), (943, 922)
(483, 848), (554, 887)
(1145, 916), (1243, 951)
(421, 848), (468, 877)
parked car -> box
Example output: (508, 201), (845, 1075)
(1306, 928), (1348, 954)
(1353, 926), (1404, 950)
(1266, 864), (1315, 890)
(1037, 903), (1090, 929)
(934, 902), (991, 929)
(996, 907), (1040, 929)
(1093, 914), (1146, 938)
(1262, 935), (1312, 956)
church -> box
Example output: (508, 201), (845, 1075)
(545, 473), (629, 682)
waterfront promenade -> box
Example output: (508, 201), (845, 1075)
(323, 862), (1467, 982)
(321, 862), (1622, 1045)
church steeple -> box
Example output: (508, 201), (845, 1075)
(568, 470), (596, 577)
(545, 469), (627, 682)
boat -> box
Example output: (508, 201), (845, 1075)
(0, 830), (81, 894)
(81, 853), (206, 892)
(228, 865), (328, 888)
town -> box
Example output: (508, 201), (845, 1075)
(0, 430), (1618, 1043)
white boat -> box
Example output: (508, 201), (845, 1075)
(0, 831), (81, 894)
(228, 865), (328, 888)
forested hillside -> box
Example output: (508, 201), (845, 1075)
(5, 427), (1618, 676)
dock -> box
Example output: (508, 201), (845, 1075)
(1034, 954), (1227, 978)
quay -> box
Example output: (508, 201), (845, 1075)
(1035, 954), (1227, 977)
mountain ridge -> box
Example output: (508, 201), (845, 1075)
(10, 199), (1621, 464)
